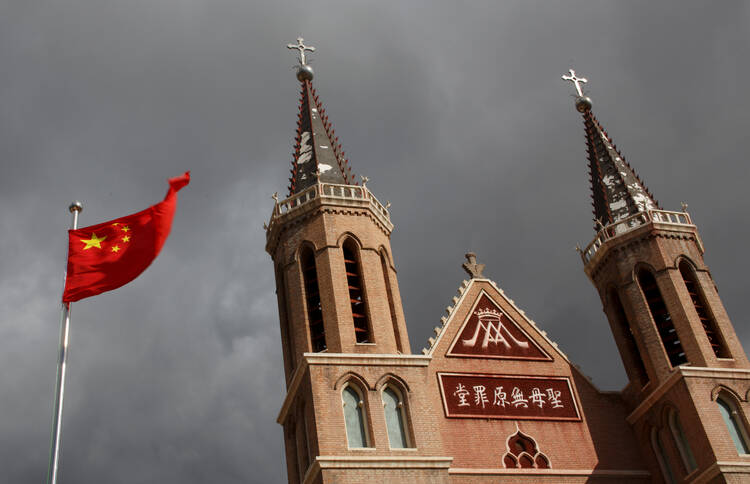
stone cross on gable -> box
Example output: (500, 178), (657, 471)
(562, 69), (588, 97)
(287, 37), (316, 66)
(462, 252), (485, 279)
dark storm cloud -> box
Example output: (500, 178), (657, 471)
(1, 1), (748, 483)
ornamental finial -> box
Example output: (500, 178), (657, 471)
(462, 252), (485, 279)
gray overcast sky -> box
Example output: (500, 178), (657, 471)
(1, 1), (748, 482)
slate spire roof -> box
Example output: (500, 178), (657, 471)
(563, 71), (660, 232)
(581, 107), (660, 231)
(288, 79), (355, 196)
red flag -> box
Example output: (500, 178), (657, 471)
(62, 172), (190, 302)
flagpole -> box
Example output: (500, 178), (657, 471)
(46, 201), (82, 484)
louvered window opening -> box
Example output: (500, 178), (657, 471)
(679, 262), (728, 358)
(343, 243), (371, 343)
(610, 290), (649, 386)
(639, 270), (687, 367)
(301, 248), (326, 352)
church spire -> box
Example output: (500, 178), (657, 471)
(562, 69), (659, 231)
(286, 38), (354, 196)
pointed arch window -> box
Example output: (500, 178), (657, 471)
(651, 428), (676, 484)
(300, 246), (326, 352)
(668, 409), (697, 473)
(343, 239), (371, 343)
(380, 249), (403, 352)
(717, 396), (750, 454)
(341, 384), (370, 448)
(679, 261), (729, 358)
(609, 289), (649, 386)
(381, 386), (410, 448)
(638, 269), (687, 367)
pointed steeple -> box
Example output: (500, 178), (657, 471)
(562, 70), (659, 231)
(286, 38), (354, 196)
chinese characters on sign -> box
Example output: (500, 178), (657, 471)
(447, 293), (551, 360)
(439, 373), (580, 421)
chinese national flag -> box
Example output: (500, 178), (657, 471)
(62, 172), (190, 302)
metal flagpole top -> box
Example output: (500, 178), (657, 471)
(69, 201), (83, 213)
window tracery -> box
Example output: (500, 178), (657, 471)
(502, 430), (549, 469)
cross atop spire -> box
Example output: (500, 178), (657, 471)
(562, 69), (588, 97)
(287, 37), (316, 66)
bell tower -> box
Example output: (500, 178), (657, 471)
(266, 39), (413, 484)
(565, 70), (750, 483)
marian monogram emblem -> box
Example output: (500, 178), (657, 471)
(462, 308), (530, 350)
(448, 292), (551, 360)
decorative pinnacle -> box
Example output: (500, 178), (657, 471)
(69, 201), (83, 213)
(462, 252), (485, 279)
(271, 192), (279, 203)
(287, 37), (315, 66)
(562, 69), (587, 97)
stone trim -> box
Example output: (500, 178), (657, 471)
(690, 460), (750, 484)
(627, 366), (750, 423)
(302, 456), (453, 483)
(315, 455), (453, 468)
(304, 353), (431, 366)
(448, 468), (650, 477)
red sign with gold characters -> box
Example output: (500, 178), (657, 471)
(447, 292), (551, 360)
(438, 373), (581, 421)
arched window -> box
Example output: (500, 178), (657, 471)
(717, 396), (750, 454)
(382, 386), (410, 448)
(380, 250), (403, 353)
(609, 289), (649, 385)
(651, 428), (676, 484)
(638, 269), (687, 367)
(341, 384), (370, 448)
(343, 239), (371, 343)
(679, 261), (729, 358)
(668, 409), (697, 473)
(300, 246), (326, 352)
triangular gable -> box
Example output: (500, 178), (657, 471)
(446, 289), (552, 361)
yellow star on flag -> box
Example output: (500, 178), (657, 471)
(122, 235), (131, 243)
(121, 226), (130, 232)
(81, 233), (107, 250)
(111, 245), (121, 253)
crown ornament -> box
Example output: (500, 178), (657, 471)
(475, 307), (502, 320)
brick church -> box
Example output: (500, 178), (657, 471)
(264, 40), (750, 483)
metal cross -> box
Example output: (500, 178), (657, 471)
(462, 252), (485, 279)
(561, 69), (587, 97)
(287, 37), (315, 66)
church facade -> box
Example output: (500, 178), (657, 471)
(264, 42), (750, 483)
